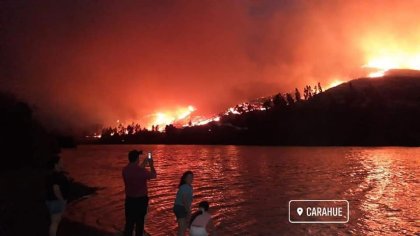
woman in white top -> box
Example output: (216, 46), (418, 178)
(189, 201), (216, 236)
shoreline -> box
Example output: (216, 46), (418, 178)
(0, 168), (109, 236)
(80, 142), (420, 147)
(60, 218), (114, 236)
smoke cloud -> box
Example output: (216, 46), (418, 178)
(1, 0), (419, 133)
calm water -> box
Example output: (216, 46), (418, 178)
(62, 145), (420, 235)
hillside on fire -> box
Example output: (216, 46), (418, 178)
(97, 74), (420, 146)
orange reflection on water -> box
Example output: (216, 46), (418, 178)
(62, 146), (420, 235)
(356, 149), (420, 235)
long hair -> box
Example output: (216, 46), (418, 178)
(178, 170), (193, 188)
(189, 201), (210, 227)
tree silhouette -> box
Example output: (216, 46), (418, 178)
(308, 85), (313, 98)
(263, 99), (272, 110)
(165, 124), (176, 135)
(318, 82), (323, 93)
(273, 93), (287, 107)
(295, 88), (302, 102)
(127, 123), (134, 135)
(134, 124), (141, 133)
(286, 93), (295, 106)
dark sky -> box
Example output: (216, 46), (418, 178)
(1, 0), (419, 133)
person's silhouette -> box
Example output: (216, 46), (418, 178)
(122, 150), (157, 236)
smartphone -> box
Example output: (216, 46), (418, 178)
(147, 152), (152, 159)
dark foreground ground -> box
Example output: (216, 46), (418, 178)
(0, 168), (111, 236)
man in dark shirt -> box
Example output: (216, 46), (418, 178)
(122, 150), (157, 236)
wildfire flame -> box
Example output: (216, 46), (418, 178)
(190, 116), (221, 126)
(154, 112), (174, 126)
(327, 79), (344, 89)
(361, 36), (420, 78)
(150, 105), (196, 130)
(364, 54), (420, 78)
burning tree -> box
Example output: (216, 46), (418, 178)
(263, 99), (273, 110)
(318, 82), (323, 93)
(286, 93), (295, 106)
(303, 83), (323, 100)
(273, 93), (287, 107)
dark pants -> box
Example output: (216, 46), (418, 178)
(124, 196), (149, 236)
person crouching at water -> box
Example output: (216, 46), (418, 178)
(122, 150), (157, 236)
(174, 171), (194, 236)
(189, 201), (216, 236)
(45, 155), (70, 236)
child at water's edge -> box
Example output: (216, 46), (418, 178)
(190, 201), (216, 236)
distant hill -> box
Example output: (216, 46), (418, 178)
(204, 75), (420, 146)
(98, 75), (420, 146)
(324, 75), (420, 107)
(286, 75), (420, 145)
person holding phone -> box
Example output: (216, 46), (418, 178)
(122, 150), (157, 236)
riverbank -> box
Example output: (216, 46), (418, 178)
(0, 168), (110, 236)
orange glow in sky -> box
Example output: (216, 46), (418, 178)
(361, 33), (420, 78)
(327, 79), (344, 89)
(3, 1), (420, 134)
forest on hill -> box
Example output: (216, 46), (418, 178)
(97, 76), (420, 146)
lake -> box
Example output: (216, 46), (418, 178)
(62, 145), (420, 235)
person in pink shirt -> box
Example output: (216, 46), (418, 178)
(122, 150), (157, 236)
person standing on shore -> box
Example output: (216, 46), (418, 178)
(122, 150), (157, 236)
(45, 155), (70, 236)
(173, 171), (194, 236)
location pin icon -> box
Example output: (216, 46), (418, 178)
(297, 207), (303, 216)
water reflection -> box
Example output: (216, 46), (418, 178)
(354, 149), (420, 235)
(62, 146), (420, 235)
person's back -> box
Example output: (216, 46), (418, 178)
(189, 201), (215, 236)
(122, 150), (156, 236)
(174, 183), (193, 209)
(123, 164), (152, 197)
(190, 212), (211, 236)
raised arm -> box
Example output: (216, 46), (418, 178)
(140, 158), (148, 168)
(148, 158), (157, 179)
